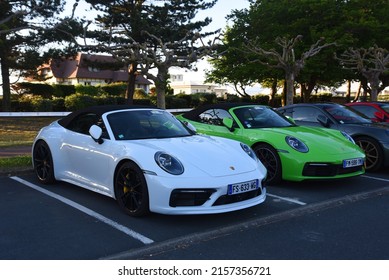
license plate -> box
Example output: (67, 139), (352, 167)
(343, 158), (364, 168)
(228, 179), (259, 195)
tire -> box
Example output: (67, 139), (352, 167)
(355, 136), (383, 171)
(253, 143), (282, 185)
(33, 140), (55, 184)
(114, 161), (150, 217)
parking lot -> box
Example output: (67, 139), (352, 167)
(1, 171), (389, 260)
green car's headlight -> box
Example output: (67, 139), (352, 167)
(240, 143), (257, 161)
(286, 136), (309, 153)
(155, 152), (184, 175)
(341, 131), (355, 144)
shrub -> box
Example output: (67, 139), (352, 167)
(30, 96), (53, 112)
(166, 96), (188, 109)
(252, 95), (270, 105)
(52, 84), (76, 98)
(100, 83), (127, 96)
(175, 93), (192, 107)
(52, 97), (66, 111)
(65, 94), (97, 110)
(75, 84), (99, 96)
(134, 88), (148, 99)
(14, 82), (54, 99)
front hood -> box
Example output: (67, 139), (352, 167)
(262, 126), (362, 155)
(128, 135), (258, 177)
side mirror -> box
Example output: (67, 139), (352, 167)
(222, 117), (235, 132)
(317, 114), (330, 128)
(89, 125), (104, 144)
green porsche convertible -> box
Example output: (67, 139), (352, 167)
(177, 103), (365, 184)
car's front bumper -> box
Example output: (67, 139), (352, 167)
(279, 151), (365, 182)
(144, 171), (267, 215)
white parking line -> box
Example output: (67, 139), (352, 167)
(11, 176), (154, 245)
(361, 175), (389, 183)
(267, 193), (307, 205)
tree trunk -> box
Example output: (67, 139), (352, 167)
(285, 72), (294, 105)
(346, 80), (351, 103)
(1, 54), (11, 112)
(269, 79), (277, 106)
(125, 62), (138, 105)
(368, 74), (380, 101)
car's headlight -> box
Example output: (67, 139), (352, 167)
(155, 152), (184, 175)
(341, 131), (355, 144)
(285, 136), (309, 153)
(240, 143), (257, 161)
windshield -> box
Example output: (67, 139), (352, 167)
(233, 106), (294, 128)
(107, 109), (193, 140)
(323, 105), (371, 124)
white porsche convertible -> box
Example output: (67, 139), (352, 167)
(32, 105), (267, 217)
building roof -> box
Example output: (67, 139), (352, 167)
(50, 53), (152, 85)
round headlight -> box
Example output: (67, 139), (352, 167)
(285, 136), (309, 153)
(240, 143), (257, 161)
(154, 152), (184, 175)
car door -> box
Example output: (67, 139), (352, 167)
(62, 113), (114, 193)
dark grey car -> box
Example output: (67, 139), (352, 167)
(277, 103), (389, 171)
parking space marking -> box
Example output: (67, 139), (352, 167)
(11, 176), (154, 245)
(362, 175), (389, 183)
(267, 193), (307, 205)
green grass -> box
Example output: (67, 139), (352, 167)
(0, 156), (32, 168)
(0, 117), (58, 172)
(0, 117), (58, 147)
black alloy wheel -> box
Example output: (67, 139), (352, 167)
(114, 161), (150, 217)
(355, 136), (383, 171)
(253, 143), (282, 185)
(33, 140), (55, 184)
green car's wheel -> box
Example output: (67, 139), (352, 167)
(355, 136), (383, 171)
(114, 161), (150, 217)
(33, 140), (55, 184)
(253, 143), (282, 185)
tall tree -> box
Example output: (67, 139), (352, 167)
(0, 0), (67, 111)
(77, 0), (217, 108)
(337, 46), (389, 101)
(244, 35), (334, 105)
(208, 0), (389, 103)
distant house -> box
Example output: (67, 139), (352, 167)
(169, 74), (227, 97)
(37, 53), (152, 92)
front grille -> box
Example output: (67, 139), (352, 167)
(302, 163), (363, 177)
(213, 188), (262, 206)
(169, 189), (216, 207)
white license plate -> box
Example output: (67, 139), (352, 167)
(228, 179), (259, 195)
(343, 158), (364, 168)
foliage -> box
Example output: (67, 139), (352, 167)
(12, 82), (55, 99)
(76, 0), (218, 108)
(208, 0), (389, 103)
(99, 83), (127, 97)
(75, 84), (100, 96)
(64, 94), (98, 111)
(0, 0), (72, 111)
(52, 84), (76, 98)
(134, 88), (148, 99)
